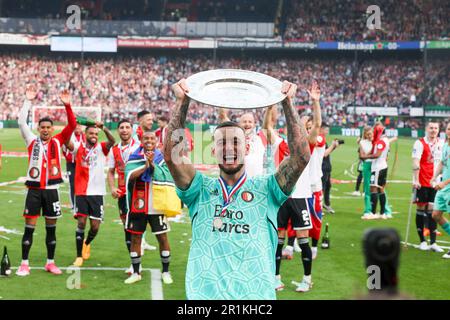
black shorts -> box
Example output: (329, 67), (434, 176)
(126, 213), (170, 235)
(118, 196), (128, 217)
(75, 195), (104, 221)
(23, 188), (62, 219)
(370, 168), (388, 187)
(414, 187), (437, 204)
(277, 198), (312, 231)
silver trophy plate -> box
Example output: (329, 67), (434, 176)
(185, 69), (285, 109)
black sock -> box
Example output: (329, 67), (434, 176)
(428, 211), (437, 244)
(312, 238), (318, 248)
(161, 251), (170, 273)
(416, 211), (426, 242)
(298, 237), (312, 276)
(130, 252), (141, 274)
(45, 224), (57, 260)
(76, 228), (85, 257)
(356, 172), (363, 191)
(85, 229), (98, 245)
(125, 229), (131, 252)
(275, 237), (285, 275)
(371, 193), (378, 214)
(287, 236), (295, 247)
(22, 224), (35, 260)
(379, 192), (386, 215)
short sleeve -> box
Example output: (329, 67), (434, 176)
(176, 171), (203, 211)
(107, 149), (116, 169)
(412, 140), (423, 159)
(268, 174), (290, 208)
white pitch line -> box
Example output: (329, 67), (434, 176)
(401, 241), (450, 250)
(10, 266), (153, 271)
(150, 269), (164, 300)
(436, 240), (450, 245)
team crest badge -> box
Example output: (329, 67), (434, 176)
(51, 166), (60, 176)
(29, 167), (40, 179)
(134, 198), (145, 210)
(241, 191), (254, 202)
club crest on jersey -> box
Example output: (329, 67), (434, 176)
(51, 166), (59, 177)
(29, 167), (40, 179)
(241, 191), (254, 202)
(134, 198), (145, 210)
(377, 143), (383, 149)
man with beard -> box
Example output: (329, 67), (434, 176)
(276, 81), (321, 293)
(66, 122), (115, 267)
(16, 87), (76, 276)
(164, 79), (310, 300)
(107, 119), (140, 272)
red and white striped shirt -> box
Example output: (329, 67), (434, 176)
(108, 138), (139, 197)
(63, 133), (86, 163)
(74, 141), (109, 196)
(412, 137), (444, 187)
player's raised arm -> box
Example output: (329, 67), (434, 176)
(56, 90), (76, 144)
(96, 121), (115, 150)
(18, 87), (37, 146)
(307, 80), (321, 145)
(163, 79), (196, 190)
(275, 81), (311, 195)
(262, 105), (276, 145)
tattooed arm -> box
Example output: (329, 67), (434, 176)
(163, 79), (196, 190)
(275, 81), (311, 195)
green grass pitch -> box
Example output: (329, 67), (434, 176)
(0, 128), (449, 300)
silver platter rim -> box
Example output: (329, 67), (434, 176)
(185, 69), (286, 109)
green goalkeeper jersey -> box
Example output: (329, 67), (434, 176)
(176, 171), (289, 300)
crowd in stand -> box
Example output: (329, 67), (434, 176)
(0, 53), (448, 128)
(2, 0), (448, 41)
(283, 0), (449, 41)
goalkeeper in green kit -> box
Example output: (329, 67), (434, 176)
(163, 78), (311, 300)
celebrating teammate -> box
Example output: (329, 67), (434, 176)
(155, 115), (169, 149)
(361, 123), (393, 219)
(123, 130), (174, 285)
(412, 122), (444, 252)
(66, 122), (115, 267)
(431, 122), (450, 259)
(164, 78), (310, 299)
(62, 124), (85, 209)
(107, 119), (140, 270)
(16, 87), (76, 276)
(276, 81), (321, 293)
(134, 110), (154, 141)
